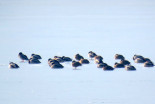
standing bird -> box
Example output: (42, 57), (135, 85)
(88, 51), (97, 59)
(72, 60), (82, 69)
(9, 62), (19, 69)
(18, 52), (29, 62)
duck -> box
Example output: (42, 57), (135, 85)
(50, 63), (64, 69)
(115, 54), (125, 60)
(18, 52), (29, 61)
(103, 65), (114, 71)
(48, 59), (60, 66)
(28, 58), (41, 64)
(134, 58), (145, 63)
(120, 59), (130, 65)
(9, 62), (19, 69)
(144, 58), (152, 62)
(72, 60), (82, 69)
(114, 62), (125, 68)
(79, 59), (90, 64)
(54, 56), (64, 63)
(144, 61), (154, 67)
(30, 53), (42, 59)
(133, 55), (145, 60)
(94, 55), (103, 61)
(97, 62), (108, 68)
(88, 51), (97, 59)
(95, 59), (104, 64)
(62, 56), (72, 62)
(74, 54), (84, 61)
(125, 65), (136, 71)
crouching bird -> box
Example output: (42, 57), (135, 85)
(9, 62), (19, 69)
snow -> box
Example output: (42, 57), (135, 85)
(0, 0), (155, 104)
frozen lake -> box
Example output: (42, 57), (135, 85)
(0, 0), (155, 104)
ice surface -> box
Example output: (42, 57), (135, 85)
(0, 0), (155, 104)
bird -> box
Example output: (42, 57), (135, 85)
(144, 61), (154, 67)
(114, 54), (125, 60)
(79, 59), (90, 64)
(48, 59), (60, 66)
(97, 63), (108, 68)
(9, 62), (19, 69)
(50, 63), (64, 69)
(18, 52), (29, 62)
(114, 62), (125, 68)
(54, 56), (64, 63)
(74, 54), (84, 61)
(125, 65), (136, 71)
(30, 54), (42, 59)
(94, 55), (103, 61)
(72, 60), (82, 69)
(133, 55), (145, 60)
(103, 65), (114, 71)
(28, 58), (41, 64)
(95, 59), (103, 64)
(134, 58), (145, 63)
(62, 56), (72, 62)
(88, 51), (97, 59)
(120, 59), (130, 65)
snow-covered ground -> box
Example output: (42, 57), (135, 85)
(0, 0), (155, 104)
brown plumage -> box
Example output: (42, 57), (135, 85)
(79, 59), (90, 64)
(72, 60), (82, 69)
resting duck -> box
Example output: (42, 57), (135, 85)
(50, 63), (64, 69)
(114, 62), (125, 68)
(115, 54), (125, 60)
(28, 58), (41, 64)
(97, 63), (108, 68)
(125, 65), (136, 71)
(103, 65), (114, 71)
(54, 56), (64, 63)
(9, 62), (19, 69)
(30, 54), (42, 59)
(62, 56), (72, 62)
(18, 52), (28, 61)
(134, 58), (145, 63)
(48, 58), (60, 66)
(94, 55), (103, 61)
(120, 59), (130, 65)
(79, 59), (90, 64)
(74, 54), (84, 61)
(133, 55), (145, 60)
(144, 61), (154, 67)
(95, 59), (103, 64)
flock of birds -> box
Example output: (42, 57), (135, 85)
(9, 51), (154, 71)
